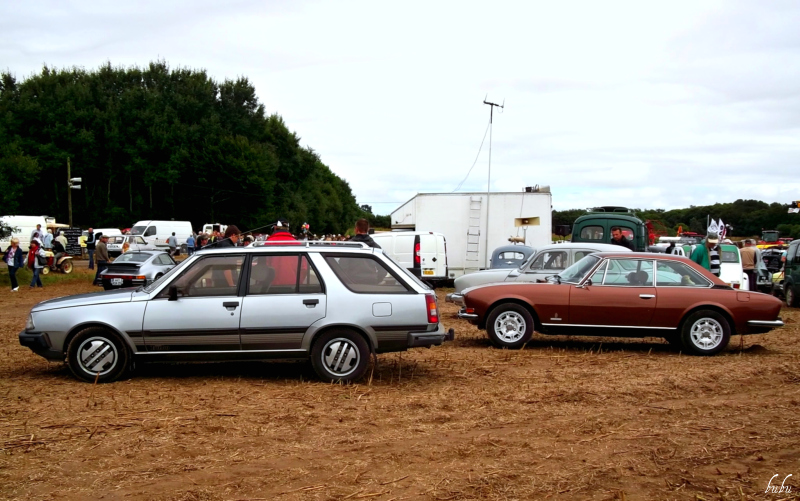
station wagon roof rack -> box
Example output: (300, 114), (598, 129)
(248, 241), (370, 249)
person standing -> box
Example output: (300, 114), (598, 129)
(266, 219), (296, 242)
(350, 218), (381, 248)
(43, 229), (54, 251)
(186, 234), (195, 255)
(4, 238), (25, 291)
(93, 234), (112, 285)
(30, 224), (43, 243)
(167, 232), (178, 256)
(610, 226), (635, 250)
(28, 238), (46, 288)
(85, 228), (96, 269)
(690, 232), (721, 277)
(740, 239), (758, 292)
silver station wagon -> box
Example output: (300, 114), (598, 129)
(20, 242), (449, 383)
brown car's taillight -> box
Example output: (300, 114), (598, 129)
(425, 294), (438, 323)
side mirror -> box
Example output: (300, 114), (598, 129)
(168, 285), (178, 301)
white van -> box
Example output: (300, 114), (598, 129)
(202, 223), (228, 235)
(371, 231), (448, 284)
(130, 220), (193, 252)
(0, 215), (48, 251)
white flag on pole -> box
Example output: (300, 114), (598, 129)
(708, 219), (719, 235)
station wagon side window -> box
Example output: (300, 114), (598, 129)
(655, 261), (711, 287)
(573, 250), (594, 262)
(603, 259), (654, 286)
(157, 255), (243, 298)
(324, 255), (410, 293)
(579, 226), (604, 241)
(529, 251), (567, 271)
(248, 254), (323, 295)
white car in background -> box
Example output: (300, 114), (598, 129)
(106, 235), (158, 257)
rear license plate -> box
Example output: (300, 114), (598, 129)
(111, 278), (123, 286)
(423, 270), (434, 276)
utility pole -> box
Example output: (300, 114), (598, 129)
(67, 158), (72, 228)
(67, 158), (81, 227)
(483, 96), (504, 268)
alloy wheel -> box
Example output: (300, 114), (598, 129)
(76, 336), (119, 377)
(689, 317), (724, 350)
(494, 311), (527, 343)
(321, 338), (361, 377)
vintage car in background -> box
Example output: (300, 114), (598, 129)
(457, 252), (784, 356)
(447, 243), (627, 304)
(489, 245), (535, 269)
(99, 251), (177, 290)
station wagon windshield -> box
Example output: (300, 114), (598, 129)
(559, 255), (601, 284)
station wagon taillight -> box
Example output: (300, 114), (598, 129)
(425, 294), (438, 324)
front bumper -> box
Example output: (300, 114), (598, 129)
(445, 293), (465, 305)
(457, 308), (479, 321)
(19, 331), (63, 361)
(407, 323), (451, 348)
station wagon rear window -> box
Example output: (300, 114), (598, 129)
(324, 255), (410, 293)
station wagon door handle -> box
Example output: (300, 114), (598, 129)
(303, 299), (319, 306)
(639, 294), (655, 300)
(222, 301), (240, 309)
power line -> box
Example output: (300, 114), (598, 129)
(452, 121), (491, 192)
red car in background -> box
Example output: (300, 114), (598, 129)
(457, 252), (784, 356)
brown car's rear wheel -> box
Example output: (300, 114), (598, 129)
(679, 310), (731, 356)
(486, 303), (534, 349)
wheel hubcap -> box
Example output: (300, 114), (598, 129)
(690, 318), (723, 350)
(494, 311), (527, 343)
(77, 337), (118, 376)
(321, 338), (360, 377)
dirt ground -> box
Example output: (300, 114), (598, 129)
(1, 262), (799, 500)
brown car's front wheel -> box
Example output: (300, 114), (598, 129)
(486, 303), (534, 349)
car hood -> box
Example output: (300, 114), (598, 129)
(31, 288), (134, 312)
(453, 269), (514, 293)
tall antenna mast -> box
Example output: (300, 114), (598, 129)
(483, 96), (504, 268)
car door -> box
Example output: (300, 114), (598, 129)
(517, 250), (568, 283)
(569, 258), (657, 327)
(141, 254), (245, 352)
(239, 254), (327, 350)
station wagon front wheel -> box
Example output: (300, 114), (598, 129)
(486, 303), (534, 349)
(311, 330), (370, 382)
(66, 327), (130, 383)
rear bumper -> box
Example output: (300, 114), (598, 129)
(19, 331), (63, 361)
(407, 324), (450, 348)
(745, 318), (784, 334)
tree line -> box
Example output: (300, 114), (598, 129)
(553, 199), (800, 239)
(0, 61), (387, 235)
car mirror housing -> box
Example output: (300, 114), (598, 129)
(168, 285), (179, 301)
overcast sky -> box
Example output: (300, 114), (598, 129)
(2, 0), (799, 213)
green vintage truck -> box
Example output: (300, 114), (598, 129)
(570, 207), (648, 251)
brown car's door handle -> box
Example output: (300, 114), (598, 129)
(639, 294), (655, 299)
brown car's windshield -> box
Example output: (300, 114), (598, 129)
(558, 255), (601, 284)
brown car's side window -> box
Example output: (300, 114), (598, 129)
(603, 259), (654, 286)
(655, 261), (710, 287)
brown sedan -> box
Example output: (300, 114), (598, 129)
(457, 252), (784, 355)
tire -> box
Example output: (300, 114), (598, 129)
(310, 329), (370, 382)
(787, 285), (798, 308)
(61, 260), (73, 274)
(41, 266), (50, 275)
(485, 303), (534, 349)
(679, 310), (731, 356)
(66, 327), (130, 383)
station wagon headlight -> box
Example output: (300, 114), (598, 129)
(25, 314), (35, 331)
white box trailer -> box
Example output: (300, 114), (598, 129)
(390, 191), (552, 278)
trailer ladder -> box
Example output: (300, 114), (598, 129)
(464, 196), (483, 272)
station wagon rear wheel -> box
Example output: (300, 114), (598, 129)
(486, 303), (534, 349)
(311, 329), (370, 382)
(679, 310), (731, 356)
(66, 327), (130, 383)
